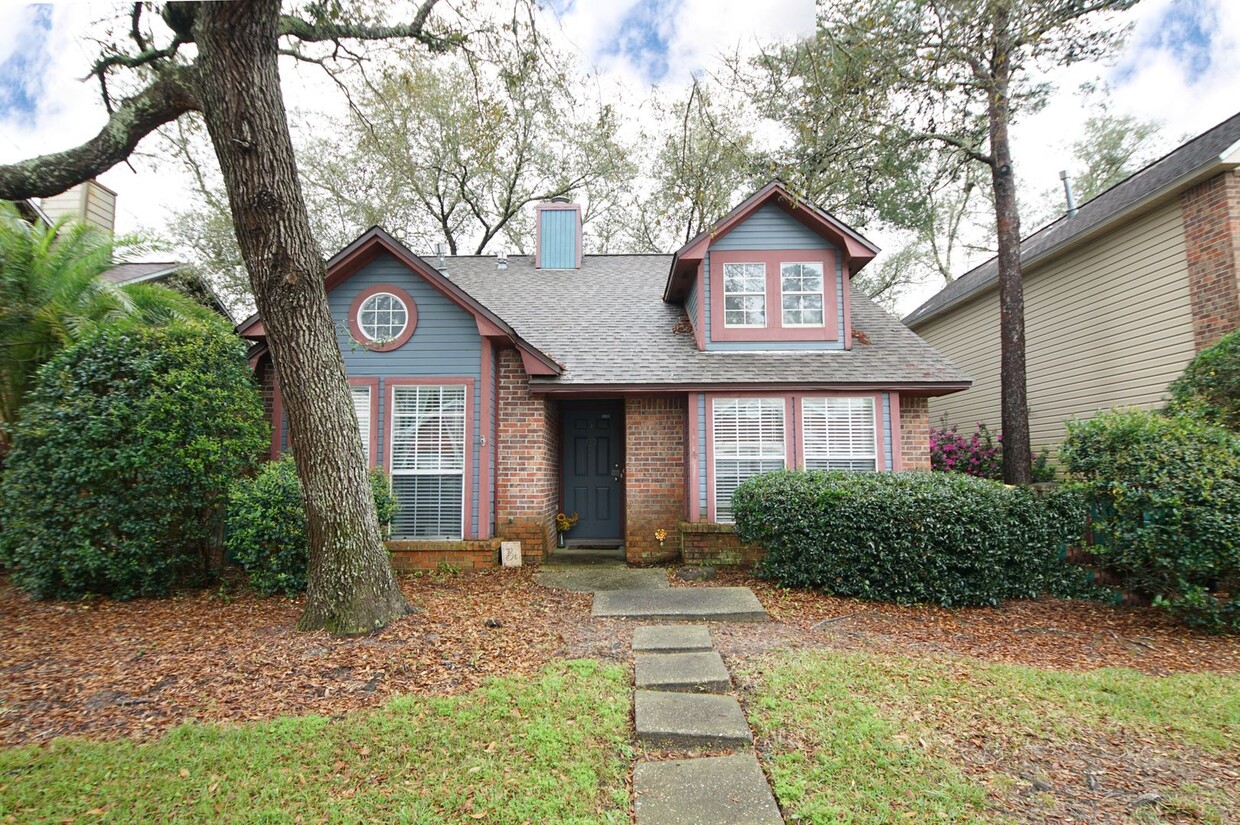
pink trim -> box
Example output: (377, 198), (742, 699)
(347, 377), (380, 468)
(534, 202), (583, 269)
(687, 394), (700, 521)
(386, 377), (476, 540)
(270, 370), (284, 461)
(842, 260), (853, 350)
(709, 249), (839, 342)
(890, 392), (903, 472)
(240, 319), (266, 338)
(479, 339), (494, 538)
(694, 261), (706, 350)
(519, 346), (559, 376)
(348, 284), (417, 352)
(528, 382), (971, 395)
(476, 316), (506, 337)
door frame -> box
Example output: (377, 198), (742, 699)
(557, 399), (625, 543)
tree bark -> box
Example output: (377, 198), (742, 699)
(987, 5), (1033, 485)
(193, 0), (409, 632)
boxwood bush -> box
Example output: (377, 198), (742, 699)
(1061, 410), (1239, 632)
(0, 320), (268, 599)
(225, 456), (398, 596)
(733, 470), (1090, 607)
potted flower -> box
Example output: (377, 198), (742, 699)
(555, 511), (579, 548)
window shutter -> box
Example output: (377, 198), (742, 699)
(389, 385), (467, 539)
(351, 386), (371, 463)
(713, 398), (785, 522)
(803, 397), (877, 472)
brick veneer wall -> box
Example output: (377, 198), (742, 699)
(624, 396), (686, 564)
(680, 522), (764, 566)
(1180, 169), (1240, 351)
(494, 348), (558, 562)
(387, 539), (500, 571)
(899, 395), (931, 471)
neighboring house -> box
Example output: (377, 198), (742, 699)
(905, 112), (1240, 453)
(238, 182), (970, 568)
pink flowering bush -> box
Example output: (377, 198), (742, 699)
(930, 422), (1055, 482)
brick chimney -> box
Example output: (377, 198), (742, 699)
(535, 196), (581, 269)
(40, 180), (117, 236)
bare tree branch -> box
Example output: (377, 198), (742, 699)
(0, 66), (200, 200)
(279, 0), (460, 52)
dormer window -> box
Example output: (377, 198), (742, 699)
(722, 262), (766, 327)
(781, 262), (825, 327)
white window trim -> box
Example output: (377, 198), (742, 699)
(721, 261), (767, 328)
(388, 384), (468, 540)
(712, 397), (787, 523)
(357, 291), (410, 343)
(351, 384), (372, 465)
(780, 261), (826, 328)
(801, 396), (878, 472)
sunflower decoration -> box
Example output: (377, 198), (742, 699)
(555, 512), (579, 534)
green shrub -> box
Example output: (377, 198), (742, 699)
(733, 470), (1091, 607)
(1165, 330), (1240, 431)
(225, 456), (398, 596)
(1061, 410), (1239, 632)
(0, 320), (268, 599)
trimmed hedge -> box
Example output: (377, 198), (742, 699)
(1061, 410), (1239, 632)
(0, 320), (268, 599)
(225, 456), (398, 596)
(733, 470), (1090, 607)
(1165, 329), (1239, 432)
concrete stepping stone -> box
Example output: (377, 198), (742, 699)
(632, 625), (713, 653)
(635, 690), (753, 749)
(634, 754), (783, 825)
(635, 651), (731, 693)
(593, 587), (768, 622)
(537, 565), (668, 592)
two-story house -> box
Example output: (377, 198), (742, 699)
(238, 182), (970, 568)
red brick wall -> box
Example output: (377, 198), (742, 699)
(387, 539), (500, 571)
(494, 348), (558, 562)
(624, 396), (686, 564)
(680, 522), (764, 566)
(899, 395), (931, 471)
(1180, 169), (1240, 351)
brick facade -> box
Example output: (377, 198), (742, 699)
(680, 521), (764, 566)
(624, 396), (686, 564)
(493, 348), (559, 562)
(1180, 169), (1240, 351)
(387, 539), (501, 571)
(898, 395), (931, 471)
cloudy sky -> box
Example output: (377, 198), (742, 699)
(0, 0), (1236, 314)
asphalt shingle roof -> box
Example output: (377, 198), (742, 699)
(439, 254), (969, 389)
(99, 261), (184, 285)
(904, 110), (1240, 328)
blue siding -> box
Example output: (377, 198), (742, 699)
(696, 393), (707, 515)
(685, 278), (700, 335)
(703, 203), (846, 351)
(882, 392), (893, 471)
(329, 252), (483, 537)
(539, 209), (578, 268)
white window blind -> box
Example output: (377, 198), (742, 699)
(781, 262), (825, 326)
(389, 384), (466, 539)
(802, 397), (877, 472)
(713, 398), (785, 522)
(351, 386), (371, 463)
(722, 262), (766, 327)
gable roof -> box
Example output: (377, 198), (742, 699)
(905, 110), (1240, 328)
(100, 261), (184, 285)
(663, 181), (881, 302)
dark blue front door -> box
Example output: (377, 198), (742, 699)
(561, 403), (623, 540)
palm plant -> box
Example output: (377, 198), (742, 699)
(0, 203), (214, 445)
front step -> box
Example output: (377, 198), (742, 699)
(593, 587), (768, 622)
(633, 625), (713, 653)
(634, 690), (752, 749)
(633, 754), (783, 825)
(635, 651), (731, 693)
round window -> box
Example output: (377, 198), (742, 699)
(357, 292), (409, 342)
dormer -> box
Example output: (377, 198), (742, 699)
(664, 182), (879, 351)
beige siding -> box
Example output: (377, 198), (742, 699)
(915, 199), (1195, 453)
(38, 181), (115, 235)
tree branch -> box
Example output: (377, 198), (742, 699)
(907, 131), (994, 166)
(279, 0), (460, 53)
(0, 66), (200, 200)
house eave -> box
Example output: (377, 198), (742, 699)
(525, 380), (971, 396)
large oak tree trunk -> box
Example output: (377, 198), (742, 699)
(194, 0), (409, 632)
(987, 9), (1033, 486)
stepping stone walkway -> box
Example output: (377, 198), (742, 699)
(629, 624), (783, 825)
(593, 587), (768, 622)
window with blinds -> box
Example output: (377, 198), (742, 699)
(351, 386), (371, 463)
(389, 384), (466, 539)
(713, 398), (786, 522)
(802, 397), (877, 472)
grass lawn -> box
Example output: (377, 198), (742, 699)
(0, 660), (631, 824)
(742, 649), (1240, 824)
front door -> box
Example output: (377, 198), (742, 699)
(561, 402), (623, 540)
